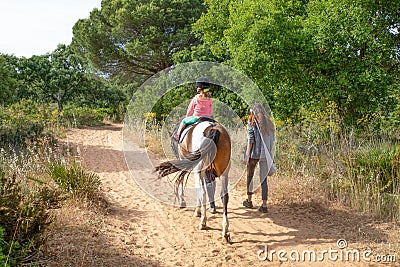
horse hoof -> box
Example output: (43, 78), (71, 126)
(199, 224), (207, 230)
(224, 233), (232, 244)
(207, 206), (216, 214)
(194, 208), (201, 217)
(180, 200), (186, 208)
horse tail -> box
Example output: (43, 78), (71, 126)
(207, 127), (220, 144)
(155, 126), (220, 178)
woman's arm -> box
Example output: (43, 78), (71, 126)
(186, 97), (196, 117)
(244, 124), (255, 165)
(244, 142), (253, 165)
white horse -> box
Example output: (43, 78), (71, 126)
(156, 120), (231, 243)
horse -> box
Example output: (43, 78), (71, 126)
(155, 119), (231, 243)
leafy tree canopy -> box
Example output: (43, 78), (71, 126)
(194, 0), (400, 127)
(13, 45), (87, 112)
(1, 45), (126, 116)
(72, 0), (205, 83)
(0, 54), (17, 105)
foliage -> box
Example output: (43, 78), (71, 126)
(0, 55), (17, 105)
(62, 106), (110, 127)
(47, 161), (101, 198)
(331, 139), (400, 220)
(72, 77), (128, 117)
(0, 226), (21, 267)
(0, 116), (103, 265)
(150, 85), (193, 122)
(0, 100), (58, 151)
(350, 143), (400, 194)
(0, 227), (9, 267)
(275, 114), (400, 221)
(303, 0), (399, 126)
(0, 167), (53, 265)
(0, 99), (118, 152)
(72, 0), (205, 83)
(13, 45), (87, 112)
(1, 48), (127, 121)
(173, 43), (224, 64)
(194, 0), (400, 128)
(192, 0), (232, 60)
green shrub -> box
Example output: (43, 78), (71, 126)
(0, 100), (58, 151)
(351, 143), (400, 194)
(0, 168), (53, 265)
(338, 142), (400, 220)
(275, 113), (400, 221)
(47, 161), (101, 198)
(0, 100), (105, 265)
(0, 226), (22, 267)
(0, 226), (9, 267)
(62, 106), (108, 127)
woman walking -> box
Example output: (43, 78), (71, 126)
(243, 103), (275, 213)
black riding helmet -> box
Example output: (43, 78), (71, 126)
(195, 77), (210, 90)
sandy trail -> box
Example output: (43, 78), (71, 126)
(44, 123), (396, 267)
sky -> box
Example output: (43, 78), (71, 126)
(0, 0), (101, 58)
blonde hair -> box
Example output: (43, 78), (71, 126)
(203, 91), (212, 99)
(248, 103), (275, 136)
(196, 88), (212, 99)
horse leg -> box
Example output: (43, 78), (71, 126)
(220, 168), (231, 243)
(178, 180), (186, 208)
(205, 170), (216, 213)
(194, 171), (201, 217)
(194, 171), (207, 230)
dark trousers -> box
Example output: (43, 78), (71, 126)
(246, 158), (268, 201)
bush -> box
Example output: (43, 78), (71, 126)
(339, 142), (400, 220)
(0, 100), (58, 152)
(62, 106), (109, 127)
(0, 168), (53, 265)
(0, 226), (22, 267)
(47, 161), (101, 199)
(0, 100), (105, 265)
(275, 111), (400, 221)
(351, 143), (400, 194)
(0, 226), (9, 266)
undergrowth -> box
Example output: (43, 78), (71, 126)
(0, 124), (103, 266)
(275, 105), (400, 222)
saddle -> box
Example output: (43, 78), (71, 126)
(176, 116), (215, 143)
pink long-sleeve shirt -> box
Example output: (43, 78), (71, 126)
(186, 95), (213, 117)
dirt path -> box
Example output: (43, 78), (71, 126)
(43, 123), (398, 267)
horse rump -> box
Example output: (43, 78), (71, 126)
(155, 125), (220, 178)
